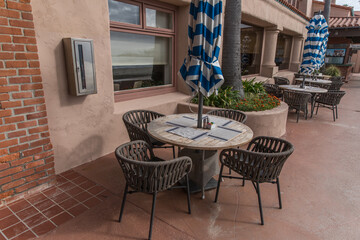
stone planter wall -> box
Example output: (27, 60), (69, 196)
(177, 102), (289, 138)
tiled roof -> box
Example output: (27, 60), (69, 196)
(329, 17), (360, 29)
(275, 0), (310, 21)
(313, 0), (354, 11)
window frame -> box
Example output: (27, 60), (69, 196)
(109, 0), (177, 102)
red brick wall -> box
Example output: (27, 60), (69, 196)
(0, 0), (54, 202)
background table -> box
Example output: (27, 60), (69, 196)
(279, 85), (328, 117)
(294, 78), (332, 85)
(148, 114), (253, 199)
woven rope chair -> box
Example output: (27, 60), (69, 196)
(214, 136), (294, 225)
(263, 83), (283, 99)
(123, 110), (175, 158)
(115, 140), (192, 240)
(330, 76), (342, 82)
(283, 90), (311, 123)
(310, 82), (331, 90)
(207, 109), (247, 124)
(315, 90), (346, 121)
(274, 77), (290, 85)
(328, 81), (344, 91)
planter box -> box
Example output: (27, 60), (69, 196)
(177, 102), (288, 138)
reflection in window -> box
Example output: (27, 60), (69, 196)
(146, 8), (172, 29)
(241, 23), (263, 75)
(110, 31), (172, 91)
(108, 0), (140, 25)
(275, 33), (292, 70)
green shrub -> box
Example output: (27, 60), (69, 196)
(323, 65), (341, 77)
(191, 79), (280, 112)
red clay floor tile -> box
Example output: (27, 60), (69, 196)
(16, 206), (40, 221)
(8, 199), (31, 213)
(83, 197), (102, 208)
(32, 220), (56, 236)
(11, 230), (36, 240)
(71, 176), (88, 185)
(58, 198), (79, 210)
(0, 214), (20, 230)
(61, 171), (80, 181)
(67, 204), (88, 217)
(42, 187), (64, 198)
(2, 222), (28, 239)
(74, 191), (92, 203)
(50, 212), (73, 226)
(87, 185), (105, 195)
(27, 193), (47, 205)
(50, 192), (70, 204)
(79, 180), (96, 190)
(96, 190), (112, 201)
(65, 186), (83, 196)
(0, 207), (12, 220)
(23, 213), (47, 228)
(57, 182), (76, 192)
(42, 206), (63, 219)
(34, 199), (55, 212)
(55, 175), (68, 186)
(0, 232), (5, 240)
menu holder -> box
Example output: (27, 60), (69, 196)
(166, 127), (208, 140)
(208, 126), (242, 141)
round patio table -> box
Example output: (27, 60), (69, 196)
(294, 78), (332, 85)
(279, 85), (328, 118)
(148, 113), (253, 199)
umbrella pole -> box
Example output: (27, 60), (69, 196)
(197, 92), (203, 128)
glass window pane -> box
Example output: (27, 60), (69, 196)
(146, 8), (173, 29)
(110, 31), (172, 91)
(241, 23), (263, 75)
(108, 0), (140, 25)
(275, 33), (292, 70)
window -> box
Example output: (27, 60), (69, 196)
(241, 23), (263, 75)
(108, 0), (175, 100)
(275, 33), (292, 70)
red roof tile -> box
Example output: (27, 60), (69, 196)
(329, 17), (360, 29)
(275, 0), (310, 20)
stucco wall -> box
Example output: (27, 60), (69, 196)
(32, 0), (190, 173)
(312, 2), (352, 17)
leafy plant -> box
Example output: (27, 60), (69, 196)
(323, 65), (341, 77)
(242, 78), (266, 94)
(192, 87), (240, 109)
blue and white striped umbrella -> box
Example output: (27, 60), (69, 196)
(300, 14), (329, 75)
(179, 0), (224, 97)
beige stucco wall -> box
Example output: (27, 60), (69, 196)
(32, 0), (191, 173)
(312, 2), (352, 17)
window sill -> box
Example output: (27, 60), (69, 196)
(114, 91), (191, 115)
(114, 86), (176, 102)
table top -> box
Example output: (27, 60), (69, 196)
(294, 78), (332, 84)
(278, 85), (328, 93)
(148, 114), (254, 151)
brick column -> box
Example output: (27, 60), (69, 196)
(0, 0), (54, 202)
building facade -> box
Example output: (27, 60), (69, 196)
(0, 0), (312, 202)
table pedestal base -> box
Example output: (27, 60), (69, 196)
(179, 148), (219, 199)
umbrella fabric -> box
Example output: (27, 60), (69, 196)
(300, 14), (329, 75)
(179, 0), (224, 97)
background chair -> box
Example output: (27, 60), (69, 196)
(123, 110), (175, 158)
(315, 90), (346, 121)
(263, 83), (283, 99)
(214, 136), (294, 225)
(115, 140), (192, 240)
(328, 81), (344, 91)
(207, 109), (247, 124)
(283, 90), (311, 123)
(274, 76), (290, 85)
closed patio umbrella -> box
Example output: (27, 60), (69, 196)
(179, 0), (224, 128)
(300, 14), (329, 75)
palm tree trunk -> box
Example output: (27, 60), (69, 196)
(221, 0), (244, 98)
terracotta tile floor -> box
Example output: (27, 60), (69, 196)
(0, 170), (111, 240)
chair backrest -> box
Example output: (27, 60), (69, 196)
(283, 90), (311, 107)
(263, 83), (282, 98)
(207, 109), (247, 123)
(328, 81), (344, 91)
(122, 110), (164, 144)
(316, 90), (346, 106)
(274, 77), (290, 85)
(219, 136), (294, 183)
(115, 140), (192, 193)
(330, 76), (342, 82)
(311, 82), (331, 90)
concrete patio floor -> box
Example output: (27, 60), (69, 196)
(38, 74), (360, 240)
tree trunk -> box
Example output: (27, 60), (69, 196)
(221, 0), (244, 98)
(323, 0), (331, 23)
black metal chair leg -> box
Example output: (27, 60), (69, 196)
(336, 105), (338, 119)
(229, 168), (231, 175)
(316, 103), (320, 115)
(148, 192), (157, 240)
(276, 177), (282, 209)
(214, 164), (224, 203)
(119, 184), (128, 222)
(332, 105), (336, 121)
(186, 174), (191, 214)
(256, 181), (264, 225)
(296, 110), (299, 123)
(172, 146), (175, 159)
(242, 178), (245, 187)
